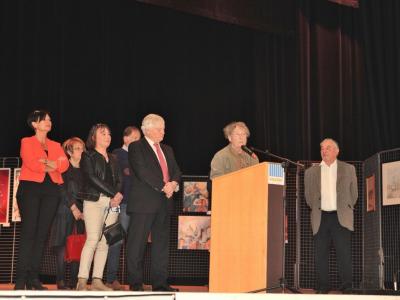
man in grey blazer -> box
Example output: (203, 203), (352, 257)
(304, 138), (358, 294)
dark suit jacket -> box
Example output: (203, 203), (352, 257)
(304, 160), (358, 235)
(127, 138), (181, 213)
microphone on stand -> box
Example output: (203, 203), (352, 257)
(241, 145), (254, 156)
(248, 146), (304, 168)
(241, 145), (258, 160)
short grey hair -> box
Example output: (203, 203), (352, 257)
(141, 114), (165, 133)
(320, 138), (339, 150)
(223, 121), (250, 139)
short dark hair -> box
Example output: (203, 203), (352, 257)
(123, 126), (140, 137)
(27, 110), (50, 130)
(86, 123), (111, 150)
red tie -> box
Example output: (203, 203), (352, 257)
(154, 143), (170, 183)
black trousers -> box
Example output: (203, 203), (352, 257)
(16, 179), (60, 282)
(126, 208), (170, 288)
(314, 211), (352, 290)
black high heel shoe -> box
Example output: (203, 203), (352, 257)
(26, 278), (48, 290)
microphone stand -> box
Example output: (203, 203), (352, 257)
(248, 147), (303, 294)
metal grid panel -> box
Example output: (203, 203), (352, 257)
(284, 165), (299, 287)
(121, 175), (211, 285)
(362, 153), (382, 290)
(168, 175), (210, 284)
(379, 149), (400, 289)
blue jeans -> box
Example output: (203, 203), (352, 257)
(106, 204), (130, 283)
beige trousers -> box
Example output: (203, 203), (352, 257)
(78, 195), (118, 279)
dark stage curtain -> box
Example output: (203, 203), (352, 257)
(0, 0), (297, 174)
(3, 0), (398, 172)
(298, 0), (400, 161)
(298, 0), (364, 161)
(359, 1), (400, 155)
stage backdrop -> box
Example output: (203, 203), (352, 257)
(1, 0), (400, 174)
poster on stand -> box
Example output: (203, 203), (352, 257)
(366, 174), (376, 212)
(382, 161), (400, 206)
(12, 168), (21, 222)
(0, 168), (11, 226)
(178, 215), (211, 250)
(182, 181), (209, 212)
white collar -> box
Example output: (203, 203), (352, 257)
(320, 159), (337, 168)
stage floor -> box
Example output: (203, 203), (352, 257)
(0, 284), (399, 299)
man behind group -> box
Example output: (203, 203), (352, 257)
(106, 126), (141, 290)
(127, 114), (181, 292)
(304, 138), (358, 294)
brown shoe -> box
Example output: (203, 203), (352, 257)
(76, 278), (88, 291)
(106, 280), (125, 291)
(91, 278), (112, 291)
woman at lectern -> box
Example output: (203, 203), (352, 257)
(210, 121), (258, 179)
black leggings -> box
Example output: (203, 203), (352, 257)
(16, 179), (61, 282)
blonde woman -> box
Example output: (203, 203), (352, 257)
(49, 137), (85, 289)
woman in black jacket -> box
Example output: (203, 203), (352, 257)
(76, 124), (123, 291)
(49, 137), (86, 289)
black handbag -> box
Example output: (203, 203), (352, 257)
(101, 208), (125, 246)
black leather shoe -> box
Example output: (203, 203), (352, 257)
(341, 288), (353, 294)
(14, 280), (26, 290)
(57, 280), (70, 290)
(152, 285), (179, 292)
(129, 283), (144, 291)
(316, 288), (330, 294)
(26, 279), (48, 290)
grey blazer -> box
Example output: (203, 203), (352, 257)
(304, 160), (358, 235)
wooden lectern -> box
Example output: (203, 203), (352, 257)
(209, 162), (284, 293)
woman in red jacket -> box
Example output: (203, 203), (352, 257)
(14, 110), (69, 290)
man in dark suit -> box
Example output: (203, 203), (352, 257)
(304, 138), (358, 294)
(127, 114), (181, 292)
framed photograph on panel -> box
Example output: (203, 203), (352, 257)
(366, 174), (376, 212)
(178, 215), (211, 250)
(382, 161), (400, 206)
(12, 168), (21, 222)
(0, 168), (11, 226)
(183, 181), (209, 212)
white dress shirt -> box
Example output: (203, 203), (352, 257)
(320, 160), (337, 211)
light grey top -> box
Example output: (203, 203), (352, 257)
(210, 145), (259, 179)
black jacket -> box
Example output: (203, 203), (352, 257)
(127, 138), (181, 213)
(49, 165), (86, 248)
(80, 150), (122, 201)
